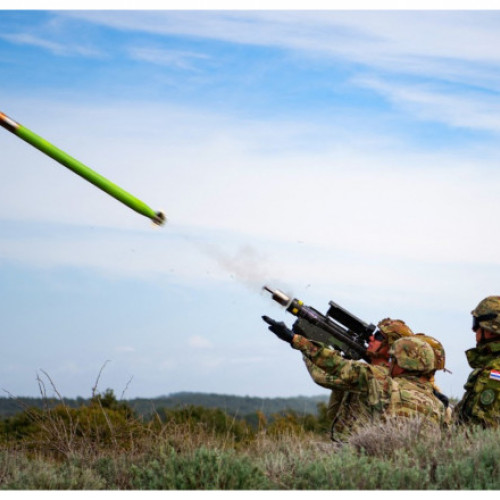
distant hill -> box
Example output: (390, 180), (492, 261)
(128, 392), (328, 418)
(0, 392), (328, 419)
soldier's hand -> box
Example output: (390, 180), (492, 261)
(262, 315), (295, 344)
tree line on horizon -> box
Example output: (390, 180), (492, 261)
(0, 391), (328, 420)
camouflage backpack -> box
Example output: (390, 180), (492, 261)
(387, 377), (445, 425)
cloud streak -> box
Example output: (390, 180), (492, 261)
(0, 32), (102, 58)
(60, 11), (500, 79)
(40, 10), (500, 140)
(128, 46), (210, 69)
(355, 76), (500, 132)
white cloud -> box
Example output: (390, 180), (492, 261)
(199, 357), (224, 369)
(188, 335), (213, 349)
(59, 11), (500, 84)
(228, 356), (266, 365)
(0, 32), (102, 57)
(115, 346), (136, 352)
(128, 46), (210, 69)
(355, 76), (500, 132)
(159, 359), (178, 372)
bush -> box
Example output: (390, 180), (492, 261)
(155, 405), (254, 445)
(3, 394), (500, 490)
(0, 451), (104, 490)
(130, 447), (272, 490)
(0, 389), (146, 459)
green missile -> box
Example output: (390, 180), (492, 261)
(0, 111), (166, 226)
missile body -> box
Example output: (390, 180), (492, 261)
(0, 111), (165, 226)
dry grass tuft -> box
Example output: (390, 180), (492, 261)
(347, 416), (442, 459)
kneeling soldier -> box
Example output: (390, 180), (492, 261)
(267, 325), (446, 429)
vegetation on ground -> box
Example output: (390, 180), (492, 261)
(0, 384), (498, 490)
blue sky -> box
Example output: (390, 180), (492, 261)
(2, 8), (500, 400)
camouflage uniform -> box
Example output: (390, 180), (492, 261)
(305, 318), (414, 441)
(415, 333), (452, 426)
(293, 335), (445, 430)
(304, 359), (387, 440)
(455, 296), (500, 427)
(455, 342), (500, 426)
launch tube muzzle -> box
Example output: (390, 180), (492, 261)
(263, 286), (292, 307)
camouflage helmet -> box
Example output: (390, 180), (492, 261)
(377, 318), (414, 344)
(471, 296), (500, 334)
(415, 333), (446, 371)
(389, 337), (435, 374)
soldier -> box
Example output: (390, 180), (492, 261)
(455, 296), (500, 427)
(303, 320), (449, 439)
(268, 325), (446, 430)
(317, 318), (414, 441)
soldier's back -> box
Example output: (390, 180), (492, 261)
(387, 376), (445, 427)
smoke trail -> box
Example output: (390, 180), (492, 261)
(196, 241), (273, 292)
(174, 227), (294, 296)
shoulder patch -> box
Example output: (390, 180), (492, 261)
(489, 369), (500, 381)
(480, 389), (496, 406)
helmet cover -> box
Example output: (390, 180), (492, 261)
(390, 337), (435, 374)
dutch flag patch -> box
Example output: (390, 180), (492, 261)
(489, 369), (500, 381)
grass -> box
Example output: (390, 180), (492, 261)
(1, 380), (499, 489)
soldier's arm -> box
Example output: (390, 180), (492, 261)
(301, 356), (357, 391)
(292, 334), (373, 391)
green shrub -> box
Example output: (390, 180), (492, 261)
(0, 389), (146, 459)
(130, 446), (272, 489)
(156, 405), (254, 445)
(0, 452), (104, 490)
(431, 427), (500, 489)
(3, 397), (500, 490)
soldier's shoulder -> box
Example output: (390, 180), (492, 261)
(371, 364), (390, 378)
(489, 357), (500, 368)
